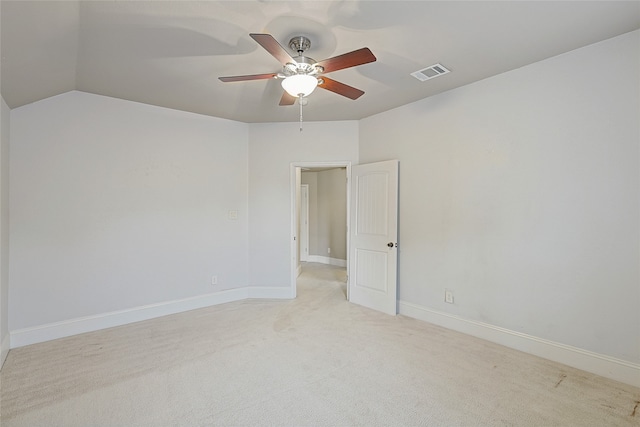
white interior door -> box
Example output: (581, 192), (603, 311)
(348, 160), (399, 315)
(300, 184), (309, 262)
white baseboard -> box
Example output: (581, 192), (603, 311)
(0, 333), (9, 370)
(398, 301), (640, 388)
(307, 255), (347, 267)
(11, 288), (249, 349)
(10, 286), (296, 349)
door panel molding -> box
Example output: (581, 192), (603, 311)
(349, 160), (399, 315)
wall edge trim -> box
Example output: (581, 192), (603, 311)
(398, 300), (640, 388)
(0, 333), (9, 370)
(10, 288), (249, 348)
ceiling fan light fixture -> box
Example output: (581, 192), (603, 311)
(281, 74), (318, 97)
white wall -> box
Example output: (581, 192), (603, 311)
(360, 31), (640, 366)
(10, 91), (249, 331)
(248, 121), (358, 287)
(0, 96), (9, 367)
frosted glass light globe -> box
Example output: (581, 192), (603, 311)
(281, 74), (318, 97)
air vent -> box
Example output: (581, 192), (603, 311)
(410, 63), (450, 81)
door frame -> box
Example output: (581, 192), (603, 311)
(299, 184), (310, 262)
(289, 161), (352, 298)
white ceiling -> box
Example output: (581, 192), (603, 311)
(2, 1), (639, 123)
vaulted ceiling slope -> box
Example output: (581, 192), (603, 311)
(2, 1), (639, 123)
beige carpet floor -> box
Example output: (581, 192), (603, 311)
(1, 263), (639, 426)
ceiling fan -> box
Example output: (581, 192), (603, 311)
(219, 33), (376, 106)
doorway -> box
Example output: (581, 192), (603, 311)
(290, 162), (351, 299)
(300, 184), (309, 262)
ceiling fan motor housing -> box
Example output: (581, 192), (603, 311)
(282, 56), (323, 78)
(278, 36), (324, 78)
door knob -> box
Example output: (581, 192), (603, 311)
(387, 242), (395, 248)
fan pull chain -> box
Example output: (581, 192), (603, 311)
(299, 95), (304, 132)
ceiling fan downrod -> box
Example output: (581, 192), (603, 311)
(289, 36), (311, 55)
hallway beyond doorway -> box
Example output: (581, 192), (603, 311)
(297, 262), (347, 300)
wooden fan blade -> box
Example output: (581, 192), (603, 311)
(279, 91), (297, 106)
(318, 77), (365, 100)
(219, 73), (278, 82)
(250, 33), (295, 65)
(316, 48), (376, 74)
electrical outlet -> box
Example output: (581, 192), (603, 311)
(445, 290), (454, 304)
(327, 247), (331, 254)
(211, 275), (218, 285)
